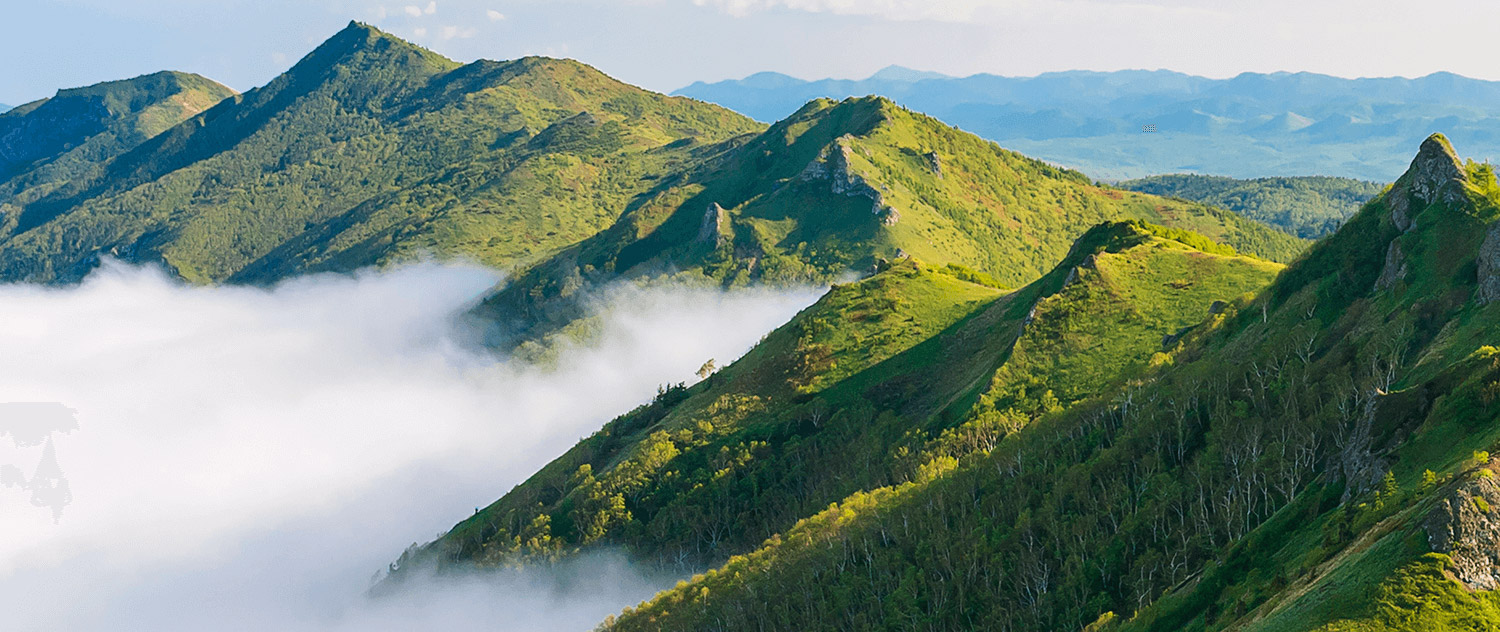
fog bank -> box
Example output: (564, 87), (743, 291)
(0, 261), (822, 631)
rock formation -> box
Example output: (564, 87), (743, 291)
(1388, 134), (1468, 232)
(1424, 473), (1500, 590)
(1478, 221), (1500, 305)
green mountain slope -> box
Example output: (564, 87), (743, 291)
(0, 22), (760, 283)
(1118, 174), (1384, 238)
(473, 96), (1303, 345)
(599, 135), (1500, 631)
(0, 71), (235, 208)
(401, 220), (1279, 595)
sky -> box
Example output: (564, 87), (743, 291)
(3, 0), (1500, 106)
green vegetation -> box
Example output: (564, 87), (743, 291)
(567, 136), (1500, 631)
(0, 22), (760, 283)
(476, 96), (1303, 345)
(1119, 174), (1384, 238)
(0, 71), (235, 219)
(400, 221), (1281, 616)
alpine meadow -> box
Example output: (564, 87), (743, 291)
(6, 6), (1500, 632)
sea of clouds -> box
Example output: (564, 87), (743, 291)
(0, 261), (822, 631)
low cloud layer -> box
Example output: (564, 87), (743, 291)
(0, 261), (822, 631)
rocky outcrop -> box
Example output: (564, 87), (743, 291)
(1375, 240), (1409, 290)
(697, 203), (726, 247)
(925, 151), (942, 178)
(1424, 473), (1500, 590)
(1479, 221), (1500, 305)
(800, 134), (900, 225)
(1388, 134), (1469, 232)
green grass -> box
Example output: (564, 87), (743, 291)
(479, 96), (1305, 345)
(0, 22), (760, 284)
(1118, 174), (1382, 239)
(586, 137), (1500, 632)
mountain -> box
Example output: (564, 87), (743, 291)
(675, 70), (1500, 181)
(0, 22), (760, 283)
(0, 103), (11, 113)
(586, 135), (1500, 631)
(1119, 174), (1384, 238)
(0, 71), (234, 201)
(402, 219), (1283, 584)
(472, 96), (1304, 347)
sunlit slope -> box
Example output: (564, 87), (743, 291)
(1118, 174), (1383, 239)
(0, 22), (760, 283)
(476, 96), (1303, 343)
(602, 135), (1500, 632)
(401, 220), (1278, 605)
(0, 71), (234, 211)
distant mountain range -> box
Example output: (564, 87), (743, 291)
(0, 103), (10, 113)
(675, 67), (1500, 181)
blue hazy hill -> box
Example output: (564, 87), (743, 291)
(676, 68), (1500, 180)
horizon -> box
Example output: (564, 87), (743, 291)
(9, 24), (1499, 109)
(6, 1), (1500, 107)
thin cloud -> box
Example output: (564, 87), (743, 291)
(441, 25), (477, 39)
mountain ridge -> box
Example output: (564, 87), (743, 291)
(471, 94), (1304, 348)
(401, 218), (1282, 589)
(0, 22), (762, 284)
(597, 134), (1500, 631)
(675, 69), (1500, 180)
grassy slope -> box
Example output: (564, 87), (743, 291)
(601, 136), (1500, 632)
(1117, 174), (1383, 239)
(0, 71), (236, 209)
(476, 96), (1303, 342)
(0, 22), (760, 283)
(408, 222), (1279, 602)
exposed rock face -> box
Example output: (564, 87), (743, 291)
(800, 134), (899, 224)
(697, 203), (726, 246)
(925, 151), (942, 178)
(1375, 240), (1409, 290)
(1388, 134), (1469, 232)
(1479, 221), (1500, 305)
(1424, 473), (1500, 590)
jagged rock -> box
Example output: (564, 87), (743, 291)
(1375, 239), (1409, 290)
(1479, 221), (1500, 305)
(1389, 134), (1469, 232)
(1424, 473), (1500, 590)
(925, 151), (942, 178)
(800, 135), (891, 218)
(697, 203), (726, 246)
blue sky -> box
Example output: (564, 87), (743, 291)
(5, 0), (1499, 106)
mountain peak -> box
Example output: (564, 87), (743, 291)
(335, 20), (389, 44)
(1389, 133), (1469, 231)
